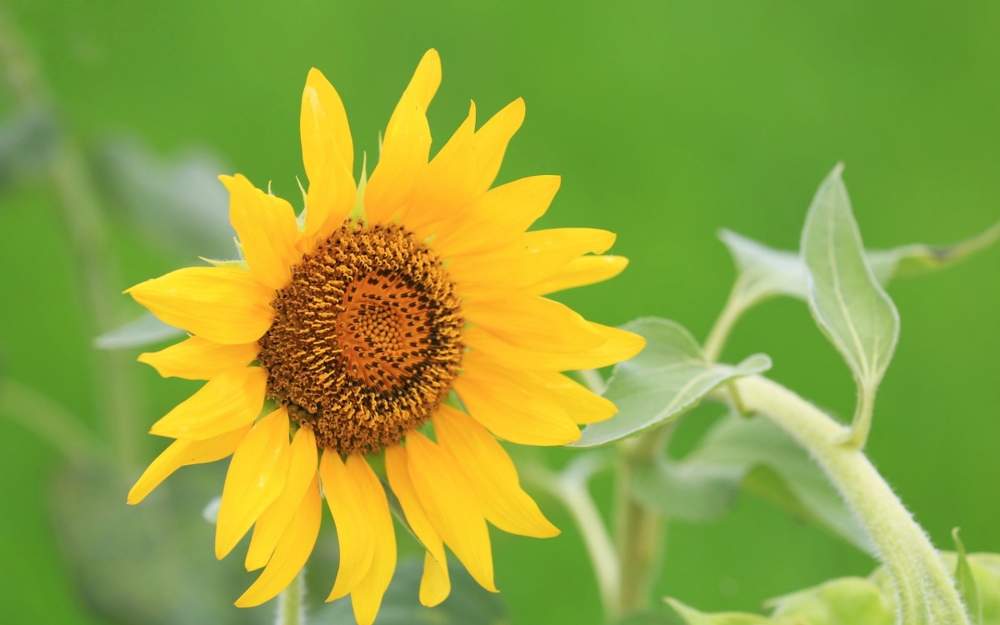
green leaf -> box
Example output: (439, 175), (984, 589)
(954, 529), (984, 625)
(718, 229), (808, 307)
(49, 461), (271, 625)
(97, 136), (236, 259)
(631, 414), (874, 554)
(311, 557), (508, 625)
(800, 164), (899, 446)
(571, 318), (771, 448)
(867, 220), (1000, 283)
(718, 217), (999, 312)
(665, 598), (774, 624)
(94, 312), (184, 350)
(767, 576), (895, 625)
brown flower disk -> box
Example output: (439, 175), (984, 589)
(259, 221), (464, 455)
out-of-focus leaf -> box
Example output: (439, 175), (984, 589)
(615, 609), (685, 625)
(719, 218), (999, 309)
(766, 576), (895, 625)
(571, 318), (771, 448)
(0, 108), (58, 193)
(311, 557), (508, 625)
(97, 135), (235, 259)
(631, 414), (874, 554)
(50, 460), (270, 625)
(94, 311), (184, 350)
(801, 164), (898, 445)
(954, 530), (984, 625)
(867, 220), (1000, 283)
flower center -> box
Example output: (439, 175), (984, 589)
(258, 221), (464, 455)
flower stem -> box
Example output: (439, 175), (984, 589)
(702, 284), (748, 363)
(736, 374), (970, 625)
(276, 567), (306, 625)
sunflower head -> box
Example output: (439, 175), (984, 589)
(126, 49), (644, 625)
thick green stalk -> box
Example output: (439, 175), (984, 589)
(276, 568), (306, 625)
(736, 375), (970, 625)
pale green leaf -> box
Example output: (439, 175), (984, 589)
(801, 164), (899, 445)
(632, 414), (873, 554)
(767, 577), (895, 625)
(954, 529), (984, 625)
(94, 312), (184, 350)
(867, 220), (1000, 283)
(571, 318), (771, 448)
(665, 598), (774, 624)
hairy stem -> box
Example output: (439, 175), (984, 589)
(736, 375), (970, 625)
(0, 12), (137, 469)
(702, 284), (748, 363)
(276, 567), (306, 625)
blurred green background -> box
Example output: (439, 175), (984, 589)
(1, 1), (998, 624)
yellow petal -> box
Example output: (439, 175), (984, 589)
(246, 426), (319, 571)
(320, 451), (375, 600)
(527, 255), (630, 296)
(235, 475), (322, 607)
(126, 266), (274, 345)
(399, 102), (478, 234)
(471, 98), (525, 193)
(528, 371), (618, 424)
(215, 408), (291, 559)
(433, 405), (559, 537)
(345, 455), (397, 625)
(407, 431), (496, 592)
(138, 336), (259, 380)
(221, 174), (300, 290)
(150, 367), (268, 440)
(127, 426), (250, 504)
(365, 49), (441, 224)
(463, 322), (645, 371)
(448, 228), (616, 294)
(385, 444), (450, 607)
(300, 68), (356, 246)
(463, 295), (605, 353)
(420, 550), (451, 607)
(432, 175), (560, 259)
(453, 352), (580, 446)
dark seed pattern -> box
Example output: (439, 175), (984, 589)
(258, 221), (463, 455)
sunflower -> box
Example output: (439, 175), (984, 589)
(125, 49), (644, 625)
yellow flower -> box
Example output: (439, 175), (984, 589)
(125, 49), (644, 624)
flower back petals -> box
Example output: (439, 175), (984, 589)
(126, 266), (274, 345)
(433, 405), (559, 538)
(149, 367), (267, 440)
(345, 455), (397, 625)
(365, 49), (442, 224)
(221, 174), (301, 290)
(406, 430), (497, 593)
(215, 408), (291, 559)
(138, 336), (259, 380)
(320, 452), (376, 601)
(300, 68), (356, 246)
(127, 426), (251, 505)
(245, 426), (319, 571)
(235, 475), (322, 607)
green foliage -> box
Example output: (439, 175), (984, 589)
(631, 413), (872, 554)
(49, 461), (270, 625)
(665, 552), (1000, 625)
(312, 558), (507, 625)
(799, 164), (899, 446)
(955, 530), (984, 625)
(572, 318), (771, 448)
